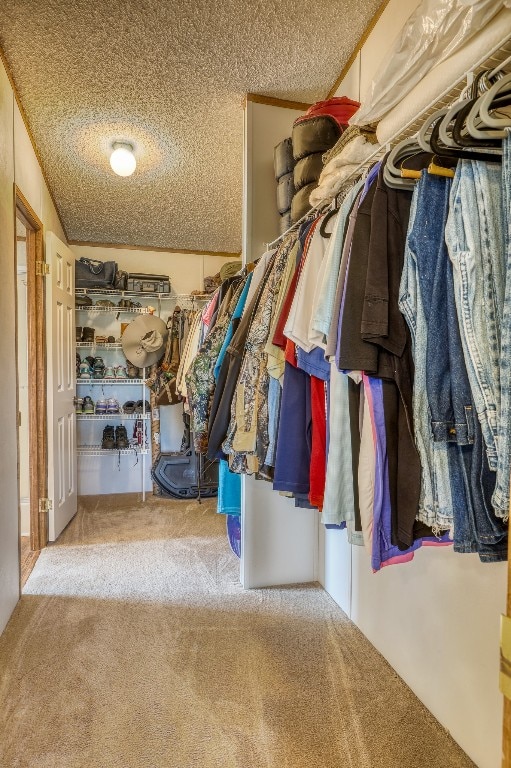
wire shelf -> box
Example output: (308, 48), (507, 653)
(76, 378), (145, 385)
(77, 342), (122, 349)
(77, 445), (149, 456)
(76, 305), (149, 314)
(76, 288), (173, 300)
(76, 413), (150, 420)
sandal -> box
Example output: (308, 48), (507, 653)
(122, 401), (136, 414)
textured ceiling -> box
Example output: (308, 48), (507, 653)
(0, 1), (380, 252)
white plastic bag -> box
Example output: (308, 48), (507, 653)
(351, 0), (510, 127)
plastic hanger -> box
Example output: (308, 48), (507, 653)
(417, 109), (448, 152)
(383, 138), (421, 189)
(452, 96), (504, 147)
(319, 209), (338, 238)
(477, 71), (511, 130)
(438, 101), (474, 148)
(430, 116), (499, 161)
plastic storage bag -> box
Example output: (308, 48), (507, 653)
(351, 0), (510, 127)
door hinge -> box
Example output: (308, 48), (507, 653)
(35, 261), (50, 276)
(38, 498), (52, 514)
(500, 615), (511, 700)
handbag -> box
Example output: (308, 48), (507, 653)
(75, 257), (117, 288)
(147, 310), (182, 406)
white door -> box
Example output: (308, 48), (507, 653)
(46, 232), (77, 540)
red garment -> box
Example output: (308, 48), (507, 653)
(272, 218), (320, 349)
(295, 97), (360, 130)
(309, 375), (327, 510)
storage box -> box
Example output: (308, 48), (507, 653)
(127, 273), (171, 294)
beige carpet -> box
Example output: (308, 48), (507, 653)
(0, 494), (474, 768)
(20, 536), (40, 588)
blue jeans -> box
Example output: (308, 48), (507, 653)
(494, 131), (511, 518)
(402, 178), (453, 531)
(446, 160), (505, 471)
(410, 173), (506, 558)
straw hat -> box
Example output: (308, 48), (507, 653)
(121, 315), (168, 368)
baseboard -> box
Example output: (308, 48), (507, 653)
(20, 497), (30, 537)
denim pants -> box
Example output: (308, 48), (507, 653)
(445, 160), (505, 471)
(400, 180), (453, 531)
(494, 131), (511, 518)
(410, 173), (507, 557)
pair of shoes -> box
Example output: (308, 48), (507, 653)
(118, 299), (141, 309)
(101, 425), (129, 449)
(126, 362), (141, 378)
(93, 357), (105, 379)
(79, 361), (92, 379)
(95, 398), (119, 414)
(76, 296), (93, 308)
(74, 397), (83, 413)
(81, 327), (95, 343)
(82, 396), (94, 415)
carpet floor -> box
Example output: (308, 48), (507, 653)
(20, 536), (40, 588)
(0, 494), (474, 768)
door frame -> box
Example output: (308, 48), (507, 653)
(14, 185), (47, 551)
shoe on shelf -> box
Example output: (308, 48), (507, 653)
(135, 400), (150, 414)
(114, 365), (127, 378)
(94, 357), (105, 379)
(107, 336), (116, 343)
(126, 363), (140, 379)
(104, 366), (115, 379)
(82, 396), (95, 415)
(76, 353), (81, 376)
(95, 335), (108, 344)
(115, 425), (129, 449)
(76, 327), (83, 343)
(96, 300), (115, 308)
(93, 357), (106, 379)
(95, 399), (107, 415)
(82, 327), (95, 343)
(106, 398), (120, 414)
(79, 361), (93, 379)
(101, 425), (115, 449)
(122, 401), (136, 414)
(74, 397), (83, 414)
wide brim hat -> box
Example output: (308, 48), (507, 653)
(121, 314), (168, 368)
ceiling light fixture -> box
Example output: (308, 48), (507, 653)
(110, 142), (137, 177)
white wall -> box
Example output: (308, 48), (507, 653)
(243, 100), (303, 263)
(72, 245), (233, 495)
(0, 58), (67, 634)
(334, 0), (421, 102)
(326, 2), (507, 766)
(241, 98), (319, 589)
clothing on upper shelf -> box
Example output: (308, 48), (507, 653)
(182, 140), (509, 568)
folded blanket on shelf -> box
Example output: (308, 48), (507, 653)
(309, 135), (379, 207)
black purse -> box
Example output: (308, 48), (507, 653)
(75, 258), (117, 288)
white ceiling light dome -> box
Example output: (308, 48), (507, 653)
(110, 142), (136, 177)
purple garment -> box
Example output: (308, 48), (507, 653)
(297, 346), (330, 381)
(368, 376), (451, 571)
